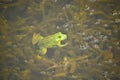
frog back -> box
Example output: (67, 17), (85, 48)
(38, 33), (59, 48)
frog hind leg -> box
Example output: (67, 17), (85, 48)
(32, 33), (43, 45)
(38, 48), (47, 55)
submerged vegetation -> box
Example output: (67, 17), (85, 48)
(0, 0), (120, 80)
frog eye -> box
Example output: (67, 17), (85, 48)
(58, 35), (61, 38)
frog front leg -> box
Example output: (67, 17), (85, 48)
(58, 41), (68, 47)
(38, 47), (47, 55)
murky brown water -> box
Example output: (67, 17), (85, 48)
(0, 0), (120, 80)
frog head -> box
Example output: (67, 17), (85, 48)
(55, 32), (67, 42)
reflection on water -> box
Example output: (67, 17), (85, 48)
(0, 0), (120, 80)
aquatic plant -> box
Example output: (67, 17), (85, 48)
(0, 0), (120, 80)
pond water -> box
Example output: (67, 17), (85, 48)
(0, 0), (120, 80)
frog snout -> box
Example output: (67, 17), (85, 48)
(64, 35), (67, 39)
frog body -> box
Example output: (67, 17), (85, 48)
(32, 32), (67, 55)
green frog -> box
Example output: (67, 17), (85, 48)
(32, 32), (67, 55)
